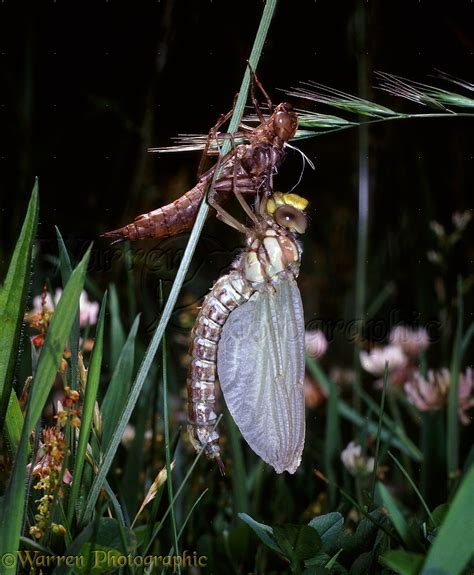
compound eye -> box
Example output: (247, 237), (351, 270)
(273, 110), (297, 141)
(274, 205), (307, 234)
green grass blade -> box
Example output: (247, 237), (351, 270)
(460, 322), (474, 360)
(377, 482), (420, 550)
(379, 550), (424, 575)
(365, 282), (396, 319)
(387, 451), (436, 527)
(100, 315), (140, 450)
(2, 391), (24, 455)
(0, 180), (39, 439)
(423, 465), (474, 574)
(160, 489), (209, 574)
(67, 292), (107, 526)
(324, 375), (341, 508)
(370, 364), (388, 506)
(0, 246), (91, 570)
(109, 283), (126, 367)
(225, 410), (250, 514)
(55, 227), (81, 391)
(176, 489), (208, 542)
(143, 417), (224, 556)
(123, 242), (137, 324)
(447, 276), (463, 484)
(162, 328), (180, 574)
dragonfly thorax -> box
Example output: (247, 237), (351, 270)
(243, 226), (300, 285)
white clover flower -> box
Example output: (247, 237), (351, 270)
(360, 345), (407, 376)
(305, 330), (328, 359)
(79, 291), (99, 327)
(340, 441), (375, 477)
(404, 369), (450, 411)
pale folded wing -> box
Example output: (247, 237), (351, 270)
(217, 279), (306, 474)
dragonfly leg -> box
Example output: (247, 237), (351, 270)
(247, 63), (274, 124)
(224, 132), (259, 225)
(258, 192), (268, 216)
(234, 184), (258, 224)
(215, 454), (226, 476)
(197, 102), (236, 179)
(208, 190), (247, 233)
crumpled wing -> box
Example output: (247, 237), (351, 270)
(217, 279), (305, 474)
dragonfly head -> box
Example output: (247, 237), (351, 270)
(265, 192), (308, 234)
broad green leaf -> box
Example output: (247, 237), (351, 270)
(380, 550), (424, 575)
(423, 465), (474, 575)
(305, 551), (332, 568)
(308, 512), (345, 556)
(0, 245), (91, 572)
(352, 508), (388, 552)
(273, 524), (322, 563)
(303, 567), (331, 575)
(100, 314), (140, 450)
(350, 551), (376, 575)
(308, 512), (344, 542)
(67, 292), (107, 526)
(55, 227), (80, 391)
(0, 181), (38, 445)
(238, 513), (281, 554)
(2, 391), (24, 455)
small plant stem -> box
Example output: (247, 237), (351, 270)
(353, 0), (370, 419)
(447, 276), (463, 491)
(162, 326), (180, 574)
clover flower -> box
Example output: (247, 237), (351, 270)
(340, 441), (375, 477)
(305, 330), (328, 359)
(404, 369), (450, 411)
(360, 345), (407, 377)
(389, 326), (430, 358)
(458, 367), (474, 425)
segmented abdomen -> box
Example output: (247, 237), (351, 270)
(187, 270), (254, 472)
(102, 181), (208, 243)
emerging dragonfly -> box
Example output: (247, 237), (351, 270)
(187, 191), (308, 474)
(102, 76), (298, 244)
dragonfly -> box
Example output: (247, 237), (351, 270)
(187, 191), (308, 474)
(102, 76), (298, 244)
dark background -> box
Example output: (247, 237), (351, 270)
(1, 0), (472, 359)
(1, 4), (473, 567)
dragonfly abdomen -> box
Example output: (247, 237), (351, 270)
(187, 271), (253, 473)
